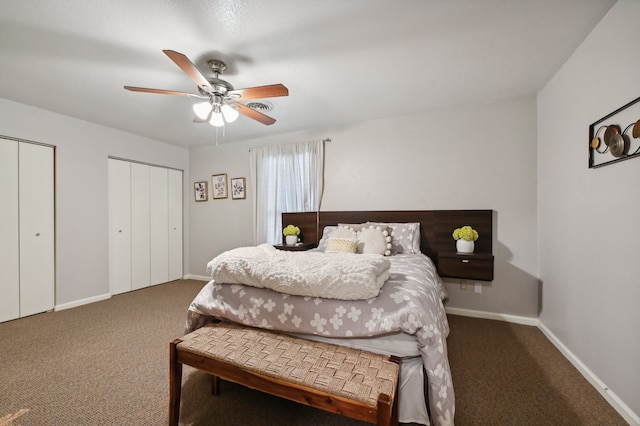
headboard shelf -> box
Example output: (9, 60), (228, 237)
(282, 209), (494, 280)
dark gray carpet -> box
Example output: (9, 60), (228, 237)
(0, 280), (627, 425)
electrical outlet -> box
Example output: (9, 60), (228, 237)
(460, 281), (467, 291)
(474, 283), (482, 294)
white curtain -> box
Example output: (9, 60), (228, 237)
(249, 140), (324, 245)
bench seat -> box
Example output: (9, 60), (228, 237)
(169, 321), (400, 426)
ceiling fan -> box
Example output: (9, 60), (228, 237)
(124, 50), (288, 127)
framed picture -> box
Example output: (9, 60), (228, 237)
(588, 95), (640, 168)
(194, 181), (208, 202)
(231, 177), (246, 200)
(212, 173), (228, 199)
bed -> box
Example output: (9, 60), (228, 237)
(185, 210), (493, 426)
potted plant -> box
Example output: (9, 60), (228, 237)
(283, 224), (301, 245)
(452, 225), (478, 253)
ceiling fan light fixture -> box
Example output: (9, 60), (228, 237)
(221, 104), (239, 123)
(209, 105), (225, 127)
(193, 101), (212, 120)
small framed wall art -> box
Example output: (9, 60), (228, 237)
(231, 177), (246, 200)
(194, 181), (208, 202)
(212, 173), (228, 199)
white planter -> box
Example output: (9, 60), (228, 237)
(456, 239), (474, 253)
(285, 235), (298, 245)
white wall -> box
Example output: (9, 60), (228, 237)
(188, 141), (254, 276)
(537, 0), (640, 422)
(0, 98), (190, 307)
(189, 96), (539, 317)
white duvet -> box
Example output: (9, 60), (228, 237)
(207, 244), (390, 300)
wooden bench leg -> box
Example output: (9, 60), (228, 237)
(391, 378), (399, 426)
(169, 339), (183, 426)
(211, 374), (220, 395)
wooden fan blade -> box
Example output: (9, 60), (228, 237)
(229, 84), (289, 100)
(162, 50), (213, 93)
(234, 103), (276, 125)
(124, 86), (205, 99)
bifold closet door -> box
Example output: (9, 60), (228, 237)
(108, 159), (183, 294)
(168, 168), (183, 281)
(0, 139), (20, 322)
(108, 159), (132, 295)
(131, 163), (151, 290)
(19, 142), (55, 317)
(149, 166), (169, 285)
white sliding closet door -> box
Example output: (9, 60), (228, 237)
(131, 163), (151, 290)
(108, 159), (132, 295)
(19, 143), (55, 317)
(108, 159), (183, 294)
(149, 166), (169, 285)
(0, 140), (20, 322)
(168, 168), (183, 281)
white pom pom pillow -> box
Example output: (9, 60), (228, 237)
(356, 225), (392, 256)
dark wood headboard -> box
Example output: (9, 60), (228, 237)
(282, 209), (493, 263)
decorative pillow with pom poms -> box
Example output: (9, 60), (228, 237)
(356, 226), (392, 256)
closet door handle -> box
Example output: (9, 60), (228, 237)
(35, 232), (41, 237)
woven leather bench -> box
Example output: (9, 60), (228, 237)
(169, 322), (400, 426)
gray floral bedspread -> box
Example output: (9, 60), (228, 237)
(185, 253), (454, 426)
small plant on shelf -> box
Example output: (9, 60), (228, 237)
(283, 224), (301, 245)
(452, 225), (478, 253)
(282, 224), (300, 236)
(452, 226), (478, 241)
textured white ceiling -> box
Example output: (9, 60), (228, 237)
(0, 0), (616, 148)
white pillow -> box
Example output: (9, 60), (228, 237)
(356, 226), (392, 256)
(330, 226), (358, 240)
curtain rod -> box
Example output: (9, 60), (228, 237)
(248, 138), (331, 152)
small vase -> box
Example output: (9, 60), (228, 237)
(456, 239), (474, 253)
(285, 235), (298, 245)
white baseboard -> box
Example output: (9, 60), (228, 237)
(445, 306), (538, 326)
(53, 277), (208, 312)
(182, 274), (210, 281)
(54, 293), (111, 311)
(447, 306), (639, 425)
(537, 321), (640, 426)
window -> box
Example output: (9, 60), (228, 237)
(249, 141), (324, 244)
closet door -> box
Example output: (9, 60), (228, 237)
(108, 159), (132, 295)
(19, 143), (55, 317)
(167, 168), (183, 281)
(0, 139), (20, 322)
(131, 163), (151, 290)
(149, 166), (169, 285)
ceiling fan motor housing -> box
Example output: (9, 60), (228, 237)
(198, 78), (234, 97)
